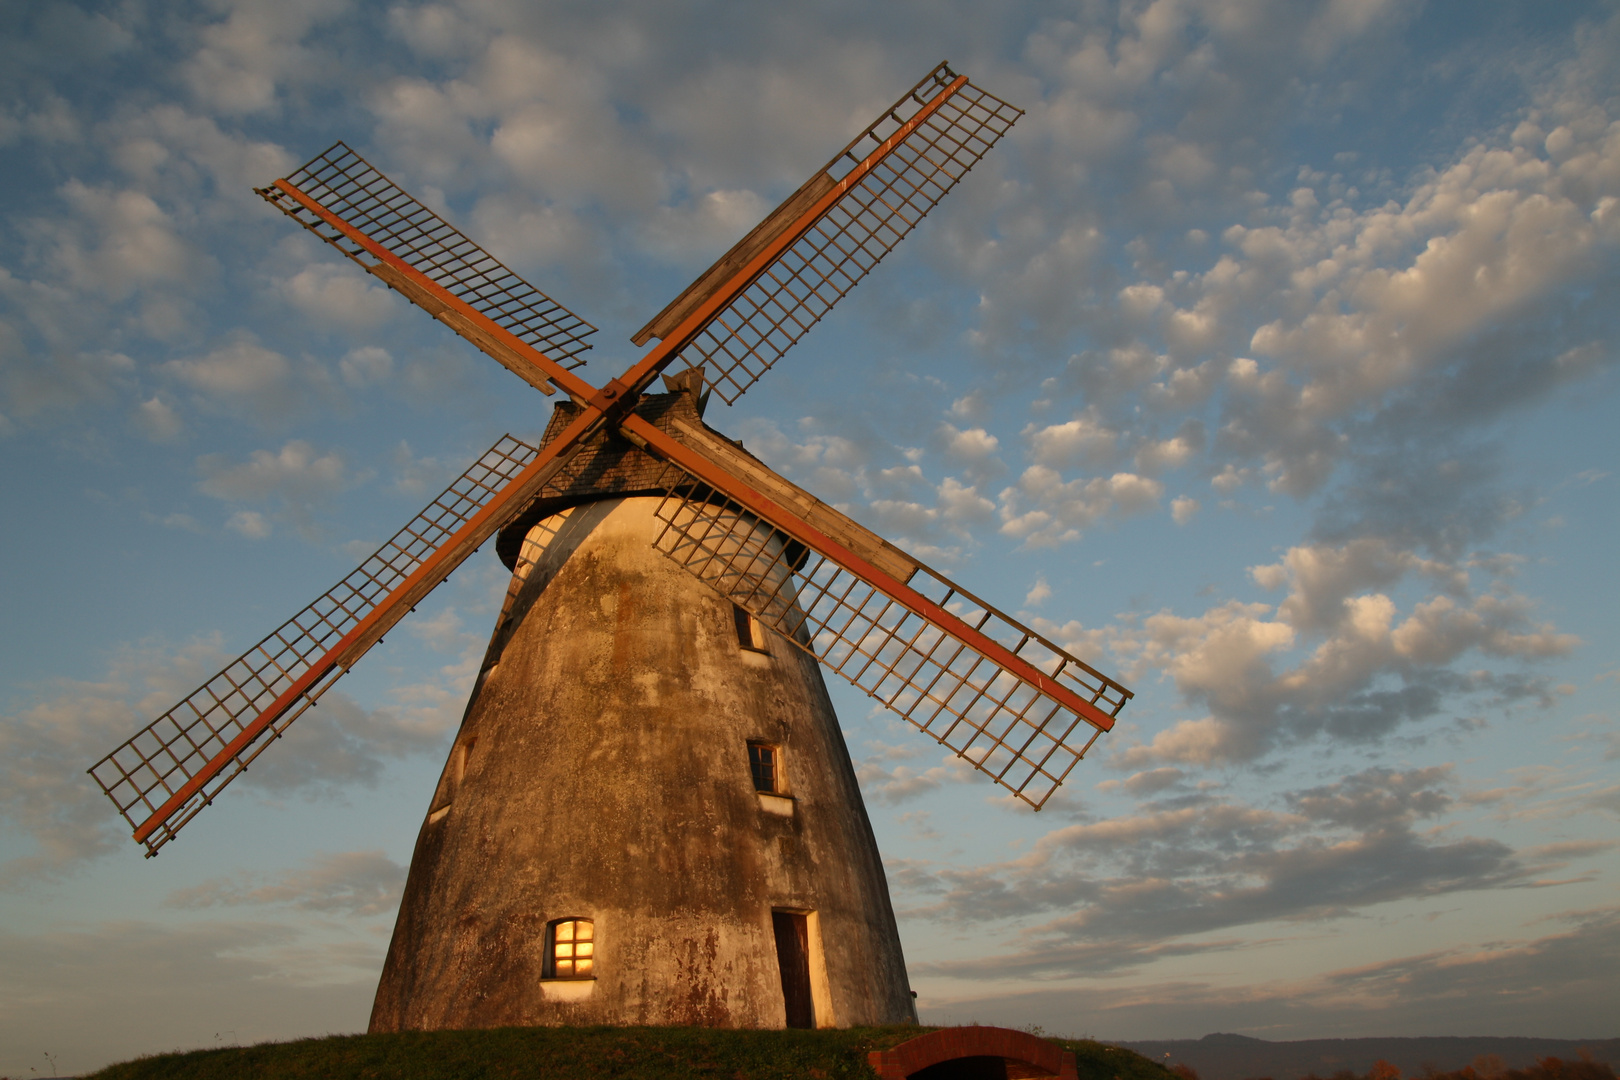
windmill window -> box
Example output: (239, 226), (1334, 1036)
(427, 737), (478, 825)
(733, 603), (768, 652)
(545, 918), (595, 979)
(749, 742), (781, 793)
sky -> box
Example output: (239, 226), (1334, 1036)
(0, 0), (1617, 1074)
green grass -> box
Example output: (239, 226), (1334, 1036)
(80, 1025), (1181, 1080)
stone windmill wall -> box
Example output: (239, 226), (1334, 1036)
(369, 392), (915, 1031)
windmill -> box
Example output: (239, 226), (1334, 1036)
(89, 63), (1132, 1032)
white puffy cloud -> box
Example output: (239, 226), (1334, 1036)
(1110, 537), (1579, 766)
(196, 439), (363, 540)
(1024, 576), (1052, 607)
(999, 468), (1164, 547)
(857, 745), (980, 805)
(279, 264), (397, 331)
(163, 339), (317, 423)
(196, 439), (350, 502)
(38, 181), (205, 302)
(1134, 431), (1199, 474)
(940, 423), (1001, 461)
(338, 345), (393, 387)
(106, 104), (294, 207)
(389, 439), (447, 497)
(1028, 415), (1117, 470)
(1244, 132), (1620, 417)
(181, 0), (349, 116)
(1250, 536), (1462, 632)
(225, 509), (271, 539)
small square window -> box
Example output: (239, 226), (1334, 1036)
(749, 742), (780, 793)
(545, 918), (595, 978)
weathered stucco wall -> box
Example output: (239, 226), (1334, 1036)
(370, 496), (914, 1031)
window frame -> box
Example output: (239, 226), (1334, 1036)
(543, 917), (596, 980)
(748, 741), (785, 794)
(732, 602), (769, 653)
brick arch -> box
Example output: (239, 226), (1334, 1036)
(868, 1026), (1079, 1080)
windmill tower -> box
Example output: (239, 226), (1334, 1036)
(89, 63), (1133, 1032)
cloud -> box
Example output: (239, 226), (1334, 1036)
(0, 919), (378, 1077)
(279, 264), (397, 332)
(233, 692), (456, 798)
(181, 0), (349, 116)
(39, 180), (204, 302)
(165, 850), (405, 917)
(104, 102), (294, 207)
(640, 188), (770, 264)
(0, 637), (233, 883)
(897, 766), (1585, 981)
(983, 8), (1620, 537)
(999, 468), (1164, 547)
(941, 423), (1002, 462)
(1096, 768), (1186, 797)
(164, 339), (313, 424)
(1107, 533), (1579, 766)
(1170, 495), (1199, 525)
(1025, 577), (1052, 607)
(389, 438), (449, 497)
(133, 394), (183, 441)
(0, 642), (451, 882)
(0, 97), (304, 435)
(1028, 416), (1117, 470)
(195, 439), (348, 501)
(734, 416), (1000, 554)
(0, 345), (135, 422)
(856, 744), (980, 805)
(195, 439), (362, 540)
(1135, 432), (1199, 474)
(338, 346), (394, 388)
(225, 509), (272, 538)
(919, 907), (1620, 1040)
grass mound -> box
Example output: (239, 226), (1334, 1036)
(81, 1024), (1179, 1080)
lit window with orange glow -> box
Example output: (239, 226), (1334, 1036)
(546, 918), (595, 978)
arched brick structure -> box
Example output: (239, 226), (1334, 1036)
(868, 1026), (1079, 1079)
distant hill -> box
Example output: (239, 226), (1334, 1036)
(1112, 1034), (1620, 1080)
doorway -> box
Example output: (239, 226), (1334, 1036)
(771, 909), (814, 1028)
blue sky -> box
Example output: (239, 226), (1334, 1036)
(1, 1), (1617, 1074)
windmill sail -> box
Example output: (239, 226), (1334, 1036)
(88, 435), (564, 855)
(257, 144), (597, 390)
(633, 62), (1024, 404)
(621, 413), (1130, 810)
